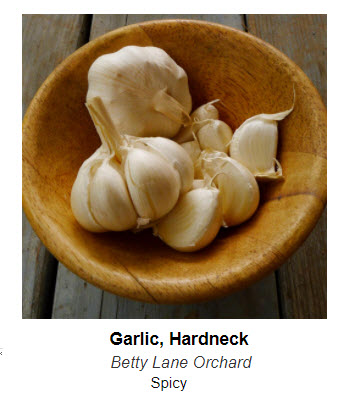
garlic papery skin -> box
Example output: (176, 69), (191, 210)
(202, 150), (259, 227)
(124, 147), (181, 222)
(70, 147), (108, 232)
(229, 106), (293, 181)
(154, 187), (223, 252)
(87, 46), (192, 138)
(89, 157), (138, 231)
(197, 120), (233, 153)
(181, 141), (201, 165)
(132, 136), (194, 194)
(191, 100), (219, 122)
(191, 179), (205, 189)
(173, 101), (219, 143)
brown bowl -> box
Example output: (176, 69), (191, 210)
(22, 20), (327, 304)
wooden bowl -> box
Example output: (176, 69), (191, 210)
(23, 20), (326, 304)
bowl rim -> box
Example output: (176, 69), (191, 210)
(23, 19), (327, 304)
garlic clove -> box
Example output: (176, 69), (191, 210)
(173, 101), (219, 143)
(197, 120), (233, 153)
(89, 158), (138, 231)
(202, 150), (260, 226)
(154, 187), (222, 252)
(87, 46), (192, 138)
(191, 100), (219, 122)
(133, 136), (194, 194)
(229, 106), (293, 181)
(124, 147), (181, 221)
(70, 147), (107, 232)
(181, 141), (201, 164)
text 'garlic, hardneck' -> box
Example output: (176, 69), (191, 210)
(200, 150), (260, 227)
(154, 186), (222, 252)
(71, 147), (138, 232)
(173, 100), (219, 143)
(87, 46), (192, 138)
(229, 105), (293, 181)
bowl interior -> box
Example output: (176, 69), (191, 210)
(22, 20), (326, 303)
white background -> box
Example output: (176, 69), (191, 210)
(1, 2), (345, 400)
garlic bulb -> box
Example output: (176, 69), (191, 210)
(173, 100), (219, 143)
(154, 187), (222, 252)
(124, 147), (181, 223)
(229, 106), (293, 180)
(133, 137), (194, 193)
(87, 46), (192, 138)
(71, 148), (137, 232)
(197, 120), (233, 153)
(201, 150), (260, 226)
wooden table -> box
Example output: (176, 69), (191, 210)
(22, 14), (327, 319)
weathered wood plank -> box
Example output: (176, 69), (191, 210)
(51, 16), (128, 319)
(101, 275), (279, 319)
(22, 14), (92, 318)
(75, 14), (279, 319)
(126, 14), (244, 26)
(51, 268), (103, 319)
(246, 14), (327, 318)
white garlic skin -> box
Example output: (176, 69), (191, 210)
(202, 151), (260, 226)
(134, 137), (194, 194)
(71, 147), (138, 232)
(230, 118), (278, 176)
(124, 148), (181, 221)
(197, 120), (233, 153)
(181, 141), (201, 164)
(154, 187), (222, 252)
(229, 104), (294, 180)
(173, 101), (219, 143)
(191, 101), (219, 121)
(87, 46), (192, 138)
(89, 158), (138, 231)
(71, 148), (107, 232)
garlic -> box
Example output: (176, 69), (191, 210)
(133, 137), (194, 194)
(191, 100), (219, 121)
(71, 148), (137, 232)
(197, 120), (233, 153)
(173, 100), (219, 143)
(124, 147), (181, 223)
(229, 106), (293, 180)
(154, 186), (222, 252)
(71, 147), (107, 232)
(87, 46), (192, 138)
(201, 150), (260, 226)
(181, 141), (201, 164)
(89, 157), (138, 231)
(191, 179), (205, 189)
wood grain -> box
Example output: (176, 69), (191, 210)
(22, 14), (91, 318)
(23, 18), (326, 305)
(23, 15), (326, 318)
(52, 14), (280, 318)
(246, 14), (327, 318)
